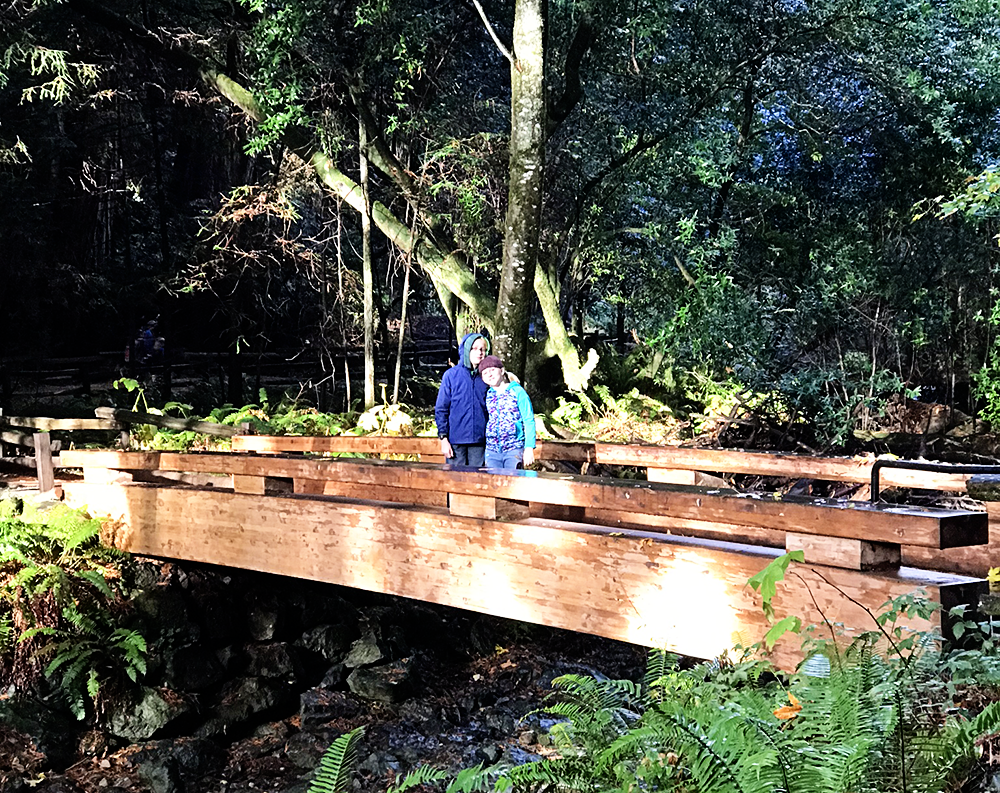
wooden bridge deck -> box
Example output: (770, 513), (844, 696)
(60, 448), (989, 671)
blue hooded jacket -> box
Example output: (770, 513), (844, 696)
(434, 332), (490, 445)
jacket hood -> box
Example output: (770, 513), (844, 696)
(459, 332), (490, 370)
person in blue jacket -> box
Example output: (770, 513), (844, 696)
(478, 355), (536, 470)
(435, 332), (490, 466)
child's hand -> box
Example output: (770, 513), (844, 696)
(523, 448), (535, 468)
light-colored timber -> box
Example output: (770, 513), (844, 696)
(0, 430), (61, 451)
(0, 416), (118, 431)
(230, 435), (971, 491)
(449, 494), (530, 521)
(231, 434), (594, 463)
(63, 481), (982, 671)
(594, 443), (972, 491)
(293, 477), (448, 507)
(785, 532), (901, 571)
(34, 432), (54, 493)
(58, 450), (988, 550)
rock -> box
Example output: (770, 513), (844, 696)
(344, 632), (383, 668)
(297, 624), (355, 662)
(246, 643), (300, 680)
(300, 688), (361, 730)
(197, 676), (295, 737)
(132, 590), (200, 647)
(284, 731), (331, 770)
(133, 737), (223, 793)
(320, 663), (347, 689)
(107, 687), (192, 742)
(164, 644), (225, 692)
(0, 698), (80, 768)
(347, 658), (413, 703)
(476, 743), (501, 764)
(247, 596), (283, 641)
(358, 751), (401, 777)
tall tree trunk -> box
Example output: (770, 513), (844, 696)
(393, 254), (412, 404)
(495, 0), (546, 381)
(359, 115), (376, 409)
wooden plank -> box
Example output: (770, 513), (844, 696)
(94, 407), (238, 438)
(785, 532), (900, 571)
(449, 494), (530, 521)
(647, 469), (697, 485)
(0, 416), (118, 431)
(34, 432), (54, 494)
(293, 479), (448, 507)
(232, 435), (438, 455)
(902, 502), (998, 577)
(587, 507), (786, 548)
(231, 435), (595, 462)
(57, 451), (988, 549)
(0, 431), (62, 451)
(63, 482), (982, 671)
(594, 444), (970, 491)
(230, 436), (974, 491)
(233, 474), (265, 495)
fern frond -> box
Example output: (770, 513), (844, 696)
(75, 569), (114, 599)
(502, 756), (598, 792)
(908, 700), (1000, 793)
(308, 726), (365, 793)
(387, 764), (449, 793)
(445, 763), (496, 793)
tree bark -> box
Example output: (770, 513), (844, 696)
(495, 0), (546, 381)
(359, 115), (376, 409)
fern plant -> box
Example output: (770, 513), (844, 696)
(0, 499), (145, 719)
(308, 727), (366, 793)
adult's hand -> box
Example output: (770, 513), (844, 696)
(440, 438), (453, 459)
(522, 447), (535, 468)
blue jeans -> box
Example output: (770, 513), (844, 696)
(485, 448), (523, 470)
(447, 443), (485, 468)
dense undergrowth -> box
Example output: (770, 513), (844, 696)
(309, 558), (1000, 793)
(0, 499), (144, 720)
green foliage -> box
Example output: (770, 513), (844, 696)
(548, 385), (677, 444)
(2, 43), (100, 105)
(308, 727), (365, 793)
(0, 500), (144, 720)
(378, 585), (1000, 793)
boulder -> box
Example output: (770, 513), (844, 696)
(347, 658), (413, 704)
(107, 687), (192, 742)
(300, 688), (361, 730)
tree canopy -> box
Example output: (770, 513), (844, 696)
(3, 0), (1000, 442)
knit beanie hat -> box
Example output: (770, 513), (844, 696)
(478, 355), (504, 373)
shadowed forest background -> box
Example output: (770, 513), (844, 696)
(4, 0), (1000, 450)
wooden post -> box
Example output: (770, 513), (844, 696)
(33, 432), (55, 495)
(120, 423), (131, 451)
(786, 532), (900, 571)
(449, 493), (529, 521)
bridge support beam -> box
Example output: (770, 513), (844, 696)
(64, 482), (982, 671)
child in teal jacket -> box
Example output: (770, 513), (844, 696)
(477, 355), (536, 470)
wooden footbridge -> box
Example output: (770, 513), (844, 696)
(51, 433), (996, 670)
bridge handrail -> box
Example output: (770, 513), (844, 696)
(230, 434), (972, 492)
